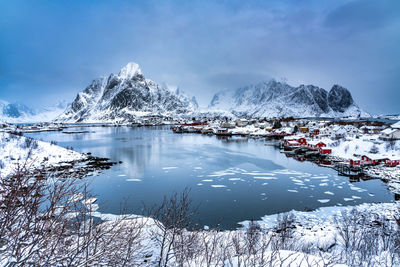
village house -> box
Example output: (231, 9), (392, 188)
(380, 121), (400, 140)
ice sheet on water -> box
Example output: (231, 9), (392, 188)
(83, 198), (97, 205)
(68, 193), (84, 203)
(273, 169), (304, 175)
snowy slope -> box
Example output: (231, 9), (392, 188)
(208, 80), (368, 118)
(57, 62), (198, 122)
(0, 132), (85, 177)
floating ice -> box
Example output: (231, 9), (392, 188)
(324, 191), (334, 195)
(202, 179), (213, 182)
(211, 185), (227, 188)
(228, 178), (243, 181)
(197, 183), (203, 186)
(287, 189), (298, 193)
(243, 172), (276, 176)
(319, 183), (328, 186)
(253, 176), (278, 180)
(312, 176), (329, 179)
(344, 198), (354, 201)
(349, 186), (366, 193)
(118, 174), (126, 177)
(352, 196), (361, 199)
(317, 199), (330, 203)
(126, 178), (142, 182)
(162, 167), (178, 170)
(292, 179), (303, 183)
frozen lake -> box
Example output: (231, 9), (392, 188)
(27, 126), (395, 229)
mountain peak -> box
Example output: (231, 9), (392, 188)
(57, 62), (197, 122)
(118, 62), (142, 79)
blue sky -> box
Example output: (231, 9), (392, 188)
(0, 0), (399, 114)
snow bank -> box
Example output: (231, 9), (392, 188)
(0, 132), (86, 177)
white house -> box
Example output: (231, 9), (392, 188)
(380, 121), (400, 140)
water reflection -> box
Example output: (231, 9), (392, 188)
(26, 126), (395, 229)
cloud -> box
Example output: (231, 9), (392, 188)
(0, 0), (399, 114)
(324, 0), (400, 34)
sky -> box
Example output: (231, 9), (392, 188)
(0, 0), (399, 114)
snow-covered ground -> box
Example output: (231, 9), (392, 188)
(0, 132), (85, 177)
(320, 135), (400, 160)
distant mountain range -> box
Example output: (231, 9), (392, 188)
(1, 62), (368, 123)
(0, 100), (69, 123)
(208, 80), (367, 118)
(56, 62), (198, 122)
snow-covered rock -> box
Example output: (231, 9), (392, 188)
(56, 62), (198, 123)
(208, 80), (368, 118)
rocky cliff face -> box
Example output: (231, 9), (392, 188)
(57, 63), (198, 122)
(208, 80), (366, 118)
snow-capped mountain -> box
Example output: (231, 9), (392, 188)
(0, 99), (68, 123)
(0, 100), (35, 119)
(57, 62), (198, 122)
(208, 80), (367, 118)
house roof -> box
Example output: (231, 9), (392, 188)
(391, 121), (400, 129)
(308, 140), (324, 145)
(381, 128), (397, 135)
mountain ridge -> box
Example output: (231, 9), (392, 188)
(208, 80), (367, 118)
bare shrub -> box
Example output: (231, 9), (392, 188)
(0, 167), (146, 266)
(334, 208), (400, 266)
(145, 188), (198, 267)
(23, 137), (38, 150)
(273, 212), (296, 250)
